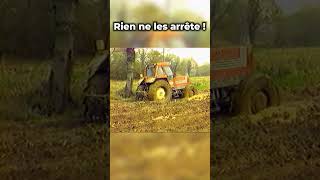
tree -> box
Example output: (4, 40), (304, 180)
(170, 57), (180, 74)
(137, 49), (147, 73)
(147, 50), (162, 64)
(211, 0), (236, 30)
(246, 0), (280, 45)
(101, 0), (109, 44)
(48, 0), (77, 113)
(185, 58), (197, 76)
(124, 48), (135, 98)
(83, 0), (110, 122)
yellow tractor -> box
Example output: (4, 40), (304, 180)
(136, 62), (197, 101)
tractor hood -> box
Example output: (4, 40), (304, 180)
(144, 77), (157, 84)
(137, 77), (157, 86)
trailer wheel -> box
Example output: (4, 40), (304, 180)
(191, 86), (198, 96)
(233, 74), (280, 115)
(183, 86), (197, 98)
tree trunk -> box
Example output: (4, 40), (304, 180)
(96, 0), (109, 44)
(49, 0), (76, 113)
(140, 49), (146, 73)
(248, 28), (256, 45)
(240, 0), (251, 45)
(124, 48), (135, 98)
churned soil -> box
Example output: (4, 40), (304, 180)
(212, 87), (320, 179)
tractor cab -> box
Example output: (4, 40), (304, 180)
(142, 62), (174, 84)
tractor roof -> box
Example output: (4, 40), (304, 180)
(154, 62), (171, 66)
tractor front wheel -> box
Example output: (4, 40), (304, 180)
(148, 80), (172, 101)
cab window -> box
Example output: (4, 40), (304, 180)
(157, 66), (165, 76)
(163, 66), (173, 76)
(146, 66), (155, 77)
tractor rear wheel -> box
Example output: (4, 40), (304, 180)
(148, 80), (172, 101)
(233, 74), (280, 115)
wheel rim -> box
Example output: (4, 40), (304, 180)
(156, 87), (166, 100)
(252, 91), (268, 113)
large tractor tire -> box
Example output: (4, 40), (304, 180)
(136, 85), (147, 101)
(83, 73), (108, 122)
(183, 85), (197, 98)
(148, 80), (172, 101)
(233, 74), (280, 115)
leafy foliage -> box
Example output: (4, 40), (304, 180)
(110, 49), (210, 80)
(214, 0), (320, 47)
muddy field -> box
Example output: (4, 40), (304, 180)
(212, 48), (320, 179)
(0, 119), (108, 180)
(212, 90), (320, 179)
(110, 77), (210, 133)
(111, 133), (210, 180)
(0, 58), (108, 179)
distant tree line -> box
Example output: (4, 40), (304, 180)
(213, 0), (320, 47)
(110, 49), (210, 80)
(0, 0), (106, 58)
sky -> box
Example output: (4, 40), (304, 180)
(115, 0), (210, 20)
(149, 0), (210, 20)
(152, 48), (210, 65)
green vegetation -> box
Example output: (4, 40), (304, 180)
(110, 1), (210, 47)
(255, 48), (320, 90)
(276, 7), (320, 47)
(110, 49), (210, 81)
(0, 1), (107, 57)
(214, 1), (320, 47)
(110, 76), (210, 100)
(0, 57), (89, 121)
(0, 59), (46, 121)
(190, 77), (210, 91)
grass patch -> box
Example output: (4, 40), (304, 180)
(255, 48), (320, 90)
(190, 76), (210, 91)
(0, 56), (91, 121)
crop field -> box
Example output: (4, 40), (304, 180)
(111, 133), (210, 180)
(0, 57), (108, 179)
(212, 48), (320, 179)
(110, 76), (210, 133)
